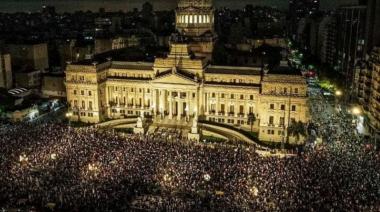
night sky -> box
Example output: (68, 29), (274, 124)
(0, 0), (358, 13)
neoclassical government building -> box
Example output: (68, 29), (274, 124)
(65, 0), (309, 143)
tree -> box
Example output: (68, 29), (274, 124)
(287, 120), (307, 142)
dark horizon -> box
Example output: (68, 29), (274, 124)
(0, 0), (358, 13)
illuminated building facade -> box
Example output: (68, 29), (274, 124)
(65, 0), (309, 144)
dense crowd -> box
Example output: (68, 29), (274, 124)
(0, 120), (379, 211)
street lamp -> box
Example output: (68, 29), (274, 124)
(66, 112), (72, 126)
(335, 90), (342, 96)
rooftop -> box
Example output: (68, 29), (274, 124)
(72, 46), (168, 66)
(110, 61), (154, 70)
(206, 65), (261, 75)
(267, 65), (302, 76)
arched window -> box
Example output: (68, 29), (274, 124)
(189, 15), (193, 23)
(185, 15), (189, 24)
(206, 15), (210, 23)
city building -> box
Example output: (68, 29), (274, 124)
(289, 0), (320, 39)
(354, 60), (371, 108)
(0, 52), (12, 89)
(41, 72), (66, 98)
(368, 47), (380, 134)
(318, 16), (337, 65)
(95, 36), (141, 54)
(336, 5), (367, 100)
(65, 0), (309, 144)
(173, 0), (217, 61)
(7, 42), (49, 71)
(14, 69), (41, 88)
(363, 0), (380, 53)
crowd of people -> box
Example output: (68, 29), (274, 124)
(0, 119), (379, 211)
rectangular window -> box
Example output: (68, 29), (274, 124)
(292, 105), (296, 111)
(281, 105), (285, 110)
(294, 88), (299, 94)
(249, 106), (253, 114)
(280, 117), (285, 126)
(240, 95), (244, 100)
(239, 105), (244, 114)
(231, 94), (234, 99)
(74, 90), (77, 95)
(269, 116), (274, 125)
(212, 93), (216, 98)
(81, 90), (84, 95)
(270, 104), (274, 110)
(88, 91), (92, 96)
(221, 93), (225, 98)
(250, 95), (254, 100)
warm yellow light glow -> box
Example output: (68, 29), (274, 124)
(335, 90), (342, 96)
(250, 186), (259, 196)
(19, 154), (28, 163)
(352, 107), (361, 115)
(50, 153), (57, 160)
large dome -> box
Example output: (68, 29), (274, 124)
(178, 0), (213, 8)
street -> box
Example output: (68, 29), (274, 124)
(307, 82), (367, 149)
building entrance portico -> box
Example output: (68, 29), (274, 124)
(149, 70), (200, 123)
(151, 87), (198, 122)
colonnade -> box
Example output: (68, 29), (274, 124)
(177, 14), (212, 24)
(152, 88), (199, 120)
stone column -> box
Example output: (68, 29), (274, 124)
(186, 91), (190, 120)
(195, 89), (199, 117)
(205, 92), (208, 115)
(235, 94), (238, 118)
(142, 88), (145, 109)
(216, 92), (220, 115)
(177, 99), (182, 121)
(153, 89), (157, 116)
(133, 87), (137, 109)
(160, 89), (165, 116)
(169, 91), (173, 119)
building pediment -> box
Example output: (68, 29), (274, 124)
(151, 72), (198, 86)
